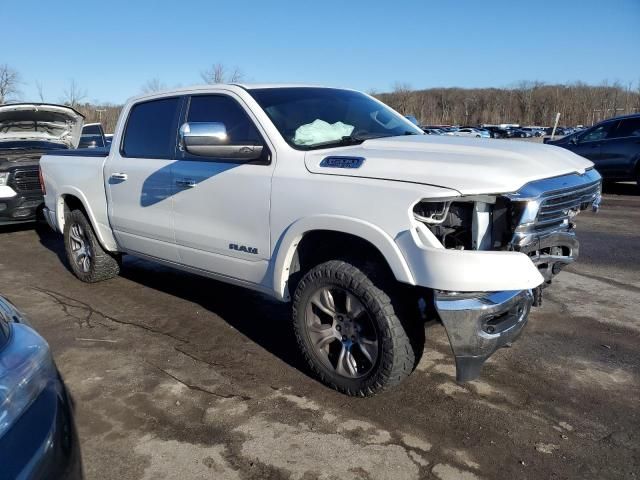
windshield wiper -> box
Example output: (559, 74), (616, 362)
(303, 132), (396, 150)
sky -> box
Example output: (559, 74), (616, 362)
(2, 0), (639, 105)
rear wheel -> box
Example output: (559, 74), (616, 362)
(292, 260), (419, 396)
(64, 209), (120, 283)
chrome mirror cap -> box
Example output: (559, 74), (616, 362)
(179, 122), (263, 160)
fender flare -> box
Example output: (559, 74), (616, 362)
(271, 215), (415, 301)
(55, 187), (119, 252)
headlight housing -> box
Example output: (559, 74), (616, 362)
(0, 172), (9, 187)
(413, 196), (502, 251)
(0, 319), (55, 440)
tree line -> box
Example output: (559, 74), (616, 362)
(2, 62), (639, 132)
(376, 81), (640, 127)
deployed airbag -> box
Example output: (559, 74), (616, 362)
(293, 119), (354, 146)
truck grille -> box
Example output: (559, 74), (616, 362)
(533, 181), (601, 231)
(11, 168), (42, 193)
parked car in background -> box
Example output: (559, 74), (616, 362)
(78, 123), (107, 149)
(453, 127), (490, 138)
(422, 128), (445, 135)
(41, 84), (601, 396)
(484, 126), (510, 138)
(520, 127), (544, 137)
(546, 113), (640, 186)
(545, 126), (568, 137)
(507, 128), (532, 138)
(0, 295), (82, 479)
(0, 103), (84, 225)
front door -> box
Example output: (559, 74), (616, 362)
(571, 120), (617, 167)
(105, 96), (182, 262)
(171, 93), (274, 285)
(598, 117), (640, 179)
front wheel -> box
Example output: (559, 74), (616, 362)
(292, 260), (419, 396)
(63, 209), (121, 283)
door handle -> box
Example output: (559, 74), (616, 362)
(175, 178), (196, 188)
(110, 173), (128, 181)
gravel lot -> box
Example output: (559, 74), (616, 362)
(0, 183), (638, 480)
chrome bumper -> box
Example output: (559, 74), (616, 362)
(512, 231), (579, 283)
(435, 289), (533, 382)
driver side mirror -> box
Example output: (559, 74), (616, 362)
(179, 122), (263, 160)
(570, 135), (579, 145)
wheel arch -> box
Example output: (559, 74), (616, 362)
(272, 215), (415, 301)
(55, 189), (119, 252)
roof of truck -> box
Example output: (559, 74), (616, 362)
(128, 83), (352, 103)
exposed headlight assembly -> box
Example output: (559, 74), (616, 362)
(0, 172), (9, 187)
(0, 322), (56, 439)
(413, 200), (452, 224)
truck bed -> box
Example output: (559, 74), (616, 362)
(40, 150), (118, 251)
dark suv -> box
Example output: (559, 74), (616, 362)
(546, 114), (640, 186)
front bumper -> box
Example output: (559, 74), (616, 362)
(513, 231), (579, 283)
(435, 289), (533, 382)
(0, 188), (43, 225)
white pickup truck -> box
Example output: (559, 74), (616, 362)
(40, 85), (601, 396)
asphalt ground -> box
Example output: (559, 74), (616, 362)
(0, 182), (638, 480)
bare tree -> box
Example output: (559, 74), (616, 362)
(377, 81), (640, 127)
(35, 80), (45, 102)
(0, 64), (21, 103)
(392, 82), (413, 115)
(61, 79), (87, 108)
(140, 78), (166, 93)
(200, 63), (243, 84)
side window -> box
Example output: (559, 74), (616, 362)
(122, 97), (181, 158)
(611, 117), (640, 138)
(580, 122), (615, 142)
(186, 95), (263, 145)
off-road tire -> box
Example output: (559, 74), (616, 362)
(292, 260), (419, 396)
(63, 209), (120, 283)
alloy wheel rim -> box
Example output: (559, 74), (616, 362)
(69, 223), (92, 273)
(305, 286), (379, 379)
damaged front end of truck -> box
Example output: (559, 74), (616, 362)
(414, 169), (602, 381)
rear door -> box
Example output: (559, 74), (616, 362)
(598, 117), (640, 180)
(171, 93), (274, 285)
(104, 96), (182, 261)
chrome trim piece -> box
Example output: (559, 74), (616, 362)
(505, 170), (601, 281)
(435, 289), (533, 382)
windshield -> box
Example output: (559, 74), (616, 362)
(0, 140), (68, 151)
(248, 87), (423, 150)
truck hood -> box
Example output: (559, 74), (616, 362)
(304, 135), (594, 195)
(0, 104), (84, 149)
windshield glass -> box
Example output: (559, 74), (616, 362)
(0, 140), (68, 151)
(248, 87), (423, 150)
